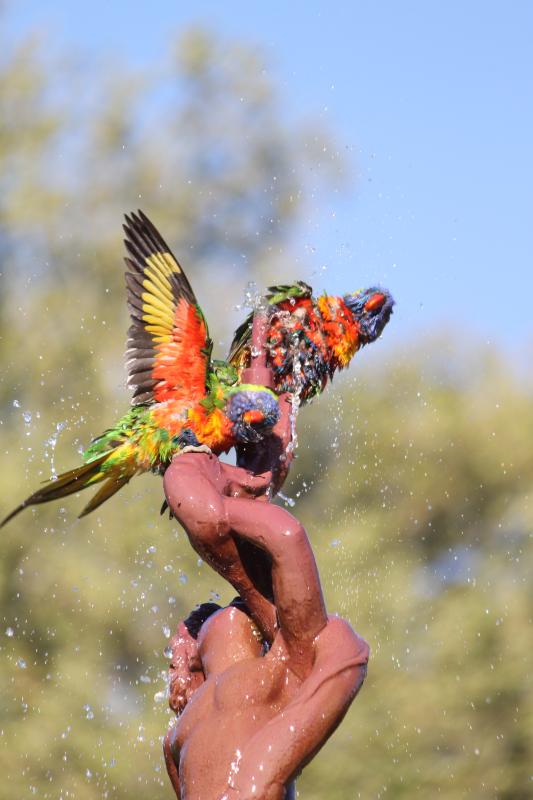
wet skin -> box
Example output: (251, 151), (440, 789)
(162, 387), (296, 644)
(162, 330), (369, 798)
(164, 594), (369, 800)
(162, 455), (369, 800)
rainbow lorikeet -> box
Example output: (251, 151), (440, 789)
(1, 211), (279, 527)
(228, 282), (394, 405)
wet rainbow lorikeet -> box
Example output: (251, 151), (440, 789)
(2, 211), (394, 526)
(229, 282), (394, 405)
(1, 212), (279, 526)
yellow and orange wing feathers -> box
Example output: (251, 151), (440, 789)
(123, 210), (212, 406)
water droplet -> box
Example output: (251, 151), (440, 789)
(162, 625), (171, 638)
(17, 658), (27, 669)
(22, 411), (32, 424)
(5, 627), (14, 637)
(83, 704), (94, 720)
(163, 645), (172, 659)
(12, 399), (20, 408)
(278, 492), (295, 508)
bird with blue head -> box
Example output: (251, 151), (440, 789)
(1, 211), (394, 526)
(343, 287), (395, 345)
(229, 282), (395, 404)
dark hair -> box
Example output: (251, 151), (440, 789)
(183, 602), (221, 639)
(182, 597), (253, 639)
(229, 596), (252, 616)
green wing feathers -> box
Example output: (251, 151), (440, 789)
(0, 452), (127, 527)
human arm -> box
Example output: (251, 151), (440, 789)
(236, 391), (294, 496)
(236, 309), (296, 495)
(163, 454), (278, 641)
(223, 497), (327, 676)
(221, 618), (369, 800)
(168, 621), (205, 714)
(163, 727), (181, 798)
(163, 620), (203, 797)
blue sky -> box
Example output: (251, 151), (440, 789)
(8, 1), (533, 354)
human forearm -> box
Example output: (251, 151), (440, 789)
(224, 497), (327, 671)
(236, 308), (295, 492)
(238, 676), (357, 792)
(163, 455), (277, 640)
(237, 392), (294, 494)
(230, 628), (368, 797)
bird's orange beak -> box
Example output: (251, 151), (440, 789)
(243, 410), (265, 425)
(364, 292), (386, 312)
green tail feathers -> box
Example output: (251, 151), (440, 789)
(1, 449), (131, 527)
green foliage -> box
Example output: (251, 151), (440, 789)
(287, 346), (533, 798)
(0, 18), (531, 800)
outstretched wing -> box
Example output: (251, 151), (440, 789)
(124, 210), (212, 406)
(228, 281), (312, 366)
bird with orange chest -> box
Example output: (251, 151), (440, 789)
(229, 282), (394, 405)
(1, 212), (280, 527)
(1, 210), (393, 527)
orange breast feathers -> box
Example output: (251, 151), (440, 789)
(317, 296), (361, 368)
(151, 399), (234, 453)
(185, 405), (234, 452)
(276, 296), (328, 352)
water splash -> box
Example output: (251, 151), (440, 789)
(154, 669), (170, 703)
(244, 281), (266, 311)
(278, 492), (296, 508)
(227, 748), (242, 788)
(44, 422), (67, 478)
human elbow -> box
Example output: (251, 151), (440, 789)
(323, 616), (370, 689)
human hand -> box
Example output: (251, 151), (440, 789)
(220, 462), (273, 499)
(168, 622), (204, 714)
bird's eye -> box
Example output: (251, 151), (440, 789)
(364, 293), (386, 312)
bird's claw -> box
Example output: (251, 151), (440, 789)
(180, 444), (212, 455)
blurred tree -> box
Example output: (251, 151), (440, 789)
(0, 15), (531, 800)
(0, 19), (343, 800)
(286, 342), (533, 799)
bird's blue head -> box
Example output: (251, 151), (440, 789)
(343, 287), (395, 345)
(226, 386), (280, 444)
